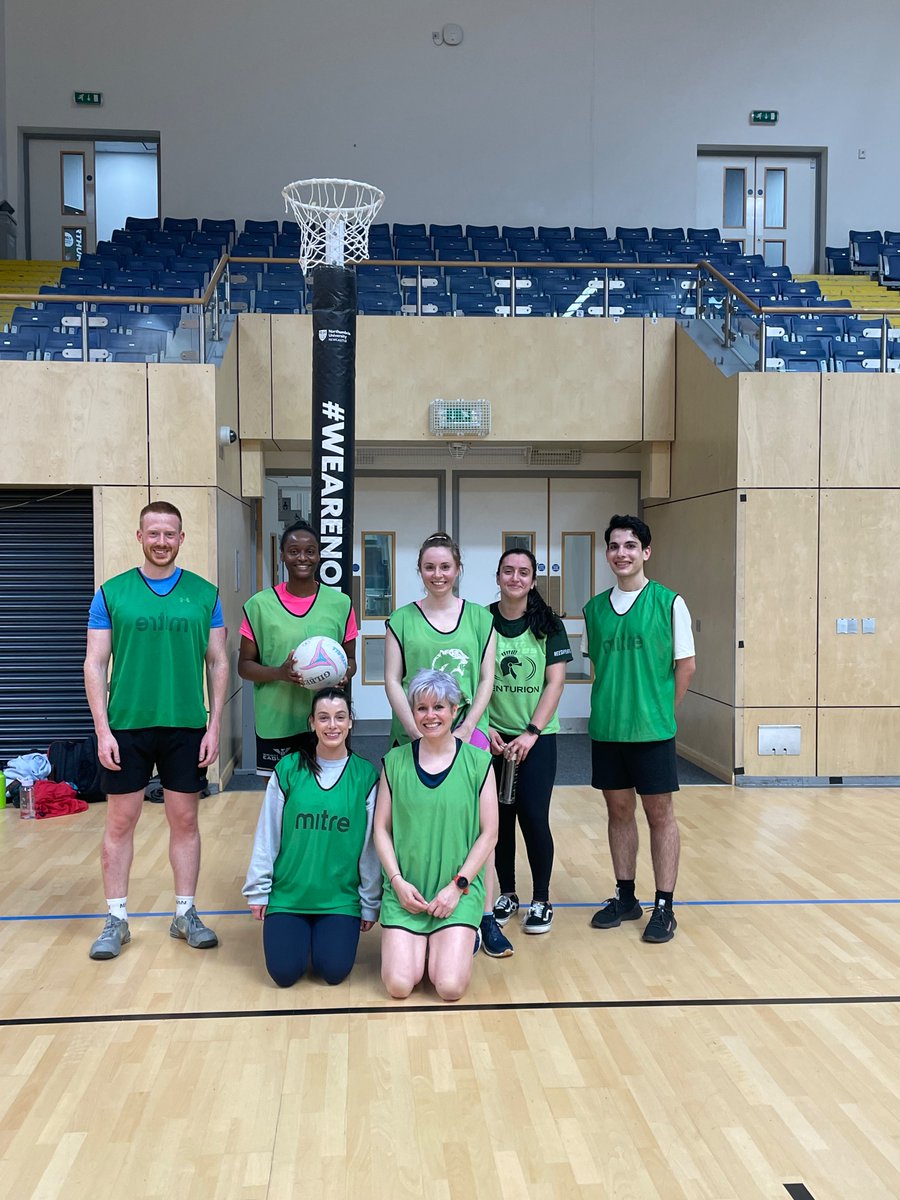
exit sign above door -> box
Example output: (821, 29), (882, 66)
(73, 91), (103, 106)
(750, 109), (778, 125)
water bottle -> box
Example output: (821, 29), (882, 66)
(0, 770), (6, 808)
(20, 777), (35, 820)
(499, 756), (518, 806)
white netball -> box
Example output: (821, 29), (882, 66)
(292, 636), (349, 690)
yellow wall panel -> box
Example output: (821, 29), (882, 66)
(739, 707), (817, 777)
(237, 314), (273, 439)
(818, 709), (900, 776)
(93, 486), (151, 585)
(669, 328), (738, 500)
(821, 374), (900, 487)
(148, 364), (217, 487)
(737, 373), (820, 488)
(240, 440), (264, 498)
(148, 486), (216, 581)
(642, 317), (675, 440)
(271, 314), (312, 440)
(1, 362), (147, 485)
(640, 442), (670, 501)
(215, 489), (254, 785)
(739, 489), (818, 707)
(818, 489), (900, 706)
(215, 333), (241, 499)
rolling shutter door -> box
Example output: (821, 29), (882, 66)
(0, 488), (94, 762)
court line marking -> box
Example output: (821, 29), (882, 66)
(3, 898), (900, 922)
(2, 993), (899, 1030)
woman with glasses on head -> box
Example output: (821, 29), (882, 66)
(243, 687), (380, 987)
(238, 519), (358, 775)
(488, 548), (571, 938)
(374, 669), (498, 1002)
(384, 532), (511, 958)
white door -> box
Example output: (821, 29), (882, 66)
(696, 153), (817, 272)
(28, 139), (96, 260)
(354, 474), (441, 721)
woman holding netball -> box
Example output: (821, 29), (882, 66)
(384, 532), (511, 957)
(375, 669), (498, 1002)
(488, 548), (571, 936)
(238, 519), (358, 774)
(243, 687), (380, 987)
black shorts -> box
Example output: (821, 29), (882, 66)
(590, 738), (679, 796)
(102, 727), (208, 796)
(255, 731), (316, 775)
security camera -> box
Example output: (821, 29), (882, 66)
(218, 425), (237, 446)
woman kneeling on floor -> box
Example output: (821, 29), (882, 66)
(374, 668), (498, 1002)
(242, 687), (381, 986)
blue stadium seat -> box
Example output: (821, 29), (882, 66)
(781, 281), (821, 302)
(573, 226), (608, 244)
(768, 337), (830, 372)
(244, 219), (279, 236)
(201, 218), (236, 241)
(402, 292), (453, 316)
(456, 294), (501, 316)
(687, 227), (720, 250)
(446, 275), (493, 297)
(831, 340), (883, 371)
(0, 332), (38, 359)
(438, 248), (477, 262)
(466, 224), (499, 240)
(825, 246), (852, 274)
(393, 223), (427, 239)
(538, 225), (572, 243)
(125, 216), (161, 233)
(652, 227), (686, 247)
(429, 223), (464, 238)
(849, 230), (883, 272)
(502, 226), (535, 241)
(95, 241), (133, 266)
(792, 315), (843, 340)
(103, 331), (164, 361)
(432, 236), (470, 253)
(148, 230), (187, 248)
(254, 289), (303, 314)
(59, 269), (104, 288)
(164, 217), (199, 235)
(357, 292), (402, 315)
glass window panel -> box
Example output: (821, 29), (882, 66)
(503, 532), (534, 553)
(562, 532), (593, 617)
(723, 168), (746, 228)
(566, 654), (592, 682)
(62, 227), (85, 262)
(362, 636), (385, 684)
(362, 532), (394, 617)
(62, 153), (86, 215)
(763, 240), (786, 267)
(764, 168), (786, 228)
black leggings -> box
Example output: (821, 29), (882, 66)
(262, 912), (361, 987)
(492, 733), (557, 902)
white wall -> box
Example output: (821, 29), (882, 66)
(94, 150), (158, 242)
(3, 0), (894, 246)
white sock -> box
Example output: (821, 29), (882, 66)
(175, 895), (195, 918)
(107, 897), (128, 921)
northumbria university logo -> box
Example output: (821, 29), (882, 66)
(431, 648), (469, 678)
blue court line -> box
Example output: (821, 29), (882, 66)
(3, 897), (900, 922)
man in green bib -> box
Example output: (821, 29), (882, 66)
(84, 501), (229, 960)
(582, 515), (695, 944)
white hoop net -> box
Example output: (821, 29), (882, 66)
(281, 177), (385, 271)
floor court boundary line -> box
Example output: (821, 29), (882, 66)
(3, 897), (900, 923)
(2, 993), (900, 1030)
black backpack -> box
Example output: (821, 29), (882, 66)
(47, 734), (105, 802)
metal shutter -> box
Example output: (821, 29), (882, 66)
(0, 488), (94, 762)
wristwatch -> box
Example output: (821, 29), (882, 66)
(525, 723), (542, 736)
(454, 874), (470, 893)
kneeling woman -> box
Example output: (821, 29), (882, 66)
(374, 669), (498, 1002)
(243, 688), (380, 986)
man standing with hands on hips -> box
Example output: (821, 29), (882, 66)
(582, 515), (695, 944)
(84, 500), (229, 960)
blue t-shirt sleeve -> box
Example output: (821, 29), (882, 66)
(87, 589), (111, 630)
(211, 597), (224, 629)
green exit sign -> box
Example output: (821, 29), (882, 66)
(74, 91), (103, 106)
(750, 109), (778, 125)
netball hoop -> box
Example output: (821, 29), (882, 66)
(279, 177), (384, 599)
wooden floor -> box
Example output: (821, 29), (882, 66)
(2, 784), (900, 1199)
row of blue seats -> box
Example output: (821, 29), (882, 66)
(767, 335), (900, 372)
(0, 328), (167, 363)
(756, 315), (890, 341)
(6, 306), (176, 346)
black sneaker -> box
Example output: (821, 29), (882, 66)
(480, 914), (514, 958)
(522, 900), (553, 934)
(642, 902), (677, 943)
(590, 893), (643, 929)
(492, 893), (519, 927)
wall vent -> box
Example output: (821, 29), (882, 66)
(526, 447), (582, 467)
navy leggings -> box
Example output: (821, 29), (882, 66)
(262, 912), (361, 987)
(492, 733), (557, 902)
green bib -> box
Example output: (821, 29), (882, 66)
(102, 568), (217, 729)
(268, 752), (379, 917)
(387, 601), (494, 745)
(489, 623), (560, 736)
(243, 585), (352, 739)
(583, 580), (678, 742)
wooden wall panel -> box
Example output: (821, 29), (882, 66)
(215, 333), (241, 499)
(148, 365), (217, 487)
(642, 317), (675, 440)
(669, 328), (739, 500)
(93, 486), (151, 586)
(675, 691), (733, 782)
(271, 314), (312, 441)
(237, 315), (273, 439)
(240, 440), (264, 498)
(643, 490), (736, 706)
(739, 707), (817, 777)
(737, 373), (820, 488)
(1, 363), (147, 485)
(821, 375), (900, 487)
(740, 489), (818, 707)
(215, 489), (254, 786)
(818, 709), (900, 776)
(818, 489), (900, 706)
(148, 486), (215, 581)
(640, 442), (670, 501)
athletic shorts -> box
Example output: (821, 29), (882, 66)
(590, 737), (679, 796)
(255, 730), (316, 776)
(102, 727), (208, 796)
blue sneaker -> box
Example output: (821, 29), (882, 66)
(480, 913), (514, 958)
(473, 927), (482, 956)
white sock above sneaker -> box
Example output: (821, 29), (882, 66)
(175, 895), (195, 918)
(107, 897), (127, 921)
